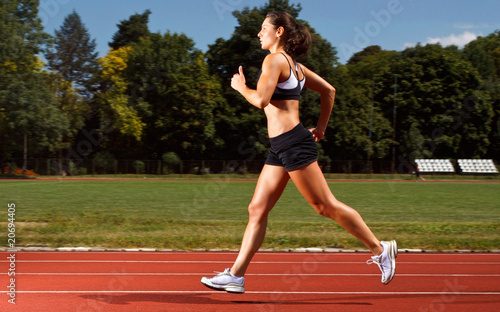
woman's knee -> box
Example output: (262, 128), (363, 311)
(310, 198), (341, 219)
(312, 203), (331, 218)
(247, 201), (270, 223)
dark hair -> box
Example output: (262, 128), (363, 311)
(266, 11), (312, 58)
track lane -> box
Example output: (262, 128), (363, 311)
(1, 251), (499, 311)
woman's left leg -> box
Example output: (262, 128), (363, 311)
(230, 164), (290, 277)
(288, 161), (383, 255)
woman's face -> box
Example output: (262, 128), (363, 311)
(258, 18), (282, 50)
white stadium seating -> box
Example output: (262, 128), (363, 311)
(457, 159), (499, 174)
(415, 159), (499, 174)
(415, 159), (455, 173)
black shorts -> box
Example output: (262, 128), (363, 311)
(265, 123), (318, 172)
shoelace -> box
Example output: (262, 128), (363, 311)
(366, 255), (382, 266)
(213, 269), (230, 277)
(367, 255), (387, 280)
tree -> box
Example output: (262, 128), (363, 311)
(3, 66), (69, 158)
(96, 31), (227, 160)
(128, 33), (227, 159)
(335, 49), (397, 162)
(375, 44), (493, 161)
(463, 31), (500, 161)
(96, 45), (145, 141)
(44, 10), (99, 173)
(463, 31), (500, 80)
(45, 10), (99, 100)
(109, 9), (151, 50)
(0, 0), (68, 172)
(0, 0), (47, 72)
(347, 45), (382, 65)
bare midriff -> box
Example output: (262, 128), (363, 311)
(264, 99), (301, 138)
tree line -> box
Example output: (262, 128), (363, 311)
(1, 0), (499, 175)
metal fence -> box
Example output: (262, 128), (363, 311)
(2, 158), (421, 176)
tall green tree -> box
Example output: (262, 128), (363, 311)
(45, 10), (99, 99)
(44, 10), (98, 172)
(375, 44), (492, 161)
(131, 33), (227, 159)
(0, 0), (47, 70)
(0, 0), (68, 170)
(3, 65), (69, 157)
(347, 45), (383, 65)
(96, 45), (145, 141)
(463, 31), (500, 161)
(109, 9), (151, 50)
(96, 31), (227, 160)
(337, 47), (396, 162)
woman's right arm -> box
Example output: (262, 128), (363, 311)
(231, 54), (282, 109)
(302, 65), (336, 142)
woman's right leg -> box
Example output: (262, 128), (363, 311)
(230, 164), (290, 277)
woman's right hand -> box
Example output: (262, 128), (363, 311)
(231, 66), (246, 92)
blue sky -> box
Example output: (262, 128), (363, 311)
(39, 0), (500, 64)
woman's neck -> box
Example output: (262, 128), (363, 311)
(269, 44), (285, 54)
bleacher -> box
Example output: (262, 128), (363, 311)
(457, 159), (499, 174)
(415, 159), (455, 173)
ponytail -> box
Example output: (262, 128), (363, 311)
(266, 11), (312, 59)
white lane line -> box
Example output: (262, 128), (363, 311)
(2, 251), (500, 257)
(3, 272), (500, 277)
(2, 260), (500, 265)
(0, 290), (499, 295)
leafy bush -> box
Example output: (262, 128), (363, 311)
(133, 160), (145, 174)
(162, 152), (180, 174)
(93, 151), (115, 174)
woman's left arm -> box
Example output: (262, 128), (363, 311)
(302, 64), (336, 142)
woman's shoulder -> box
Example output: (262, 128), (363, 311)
(262, 53), (288, 70)
(263, 52), (286, 62)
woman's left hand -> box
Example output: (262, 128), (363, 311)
(231, 66), (246, 92)
(310, 128), (324, 142)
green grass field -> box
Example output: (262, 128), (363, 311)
(1, 177), (499, 251)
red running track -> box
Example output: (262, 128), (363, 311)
(1, 251), (499, 311)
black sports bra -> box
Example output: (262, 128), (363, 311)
(258, 52), (305, 101)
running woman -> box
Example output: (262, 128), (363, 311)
(201, 11), (397, 294)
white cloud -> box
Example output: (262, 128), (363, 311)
(403, 42), (417, 49)
(427, 31), (478, 47)
(404, 31), (478, 49)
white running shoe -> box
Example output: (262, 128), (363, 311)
(201, 268), (245, 294)
(367, 240), (398, 285)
